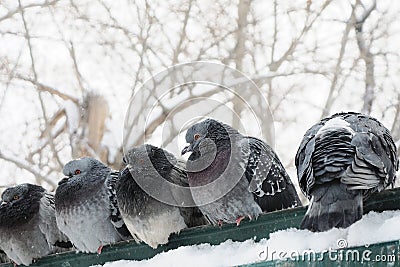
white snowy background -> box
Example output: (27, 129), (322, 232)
(1, 0), (399, 195)
(1, 0), (400, 265)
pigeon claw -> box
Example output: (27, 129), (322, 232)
(236, 216), (245, 226)
(97, 245), (103, 254)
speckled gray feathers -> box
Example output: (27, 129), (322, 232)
(183, 119), (300, 225)
(116, 145), (208, 248)
(55, 158), (129, 253)
(0, 184), (70, 266)
(296, 112), (399, 231)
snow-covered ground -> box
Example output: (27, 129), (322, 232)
(93, 210), (400, 267)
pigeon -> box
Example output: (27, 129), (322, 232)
(181, 118), (301, 226)
(55, 158), (131, 253)
(117, 144), (208, 249)
(0, 249), (9, 264)
(0, 183), (71, 266)
(296, 112), (399, 232)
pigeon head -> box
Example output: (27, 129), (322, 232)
(0, 184), (45, 227)
(59, 157), (109, 186)
(123, 145), (150, 173)
(123, 146), (147, 166)
(56, 158), (110, 207)
(181, 118), (239, 155)
(123, 144), (175, 177)
(1, 183), (44, 206)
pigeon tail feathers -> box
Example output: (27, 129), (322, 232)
(300, 181), (362, 232)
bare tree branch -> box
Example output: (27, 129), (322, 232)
(231, 0), (250, 129)
(172, 0), (193, 64)
(68, 42), (86, 96)
(269, 0), (333, 72)
(321, 5), (356, 119)
(0, 0), (398, 190)
(355, 0), (376, 115)
(19, 0), (64, 171)
(0, 0), (61, 23)
(16, 75), (79, 103)
(391, 93), (400, 143)
(0, 150), (57, 188)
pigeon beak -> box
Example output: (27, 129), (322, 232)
(181, 145), (192, 155)
(120, 166), (132, 178)
(0, 201), (7, 207)
(58, 177), (69, 186)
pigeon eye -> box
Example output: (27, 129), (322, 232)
(194, 134), (201, 141)
(13, 195), (19, 200)
(74, 169), (81, 175)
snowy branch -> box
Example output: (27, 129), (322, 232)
(0, 0), (399, 188)
(355, 0), (376, 115)
(321, 4), (356, 119)
(16, 75), (79, 104)
(0, 0), (61, 23)
(19, 0), (64, 170)
(0, 150), (57, 188)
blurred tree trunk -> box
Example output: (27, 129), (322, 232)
(70, 93), (109, 164)
(87, 94), (109, 161)
(391, 93), (400, 155)
(355, 0), (376, 115)
(321, 5), (355, 119)
(232, 0), (250, 130)
(1, 0), (399, 191)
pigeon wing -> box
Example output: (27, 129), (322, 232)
(341, 113), (398, 194)
(243, 137), (301, 210)
(106, 171), (132, 238)
(38, 193), (72, 248)
(295, 120), (325, 197)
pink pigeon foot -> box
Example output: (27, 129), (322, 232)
(236, 216), (245, 226)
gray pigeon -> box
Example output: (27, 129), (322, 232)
(0, 183), (71, 266)
(55, 158), (131, 253)
(181, 119), (300, 226)
(117, 144), (208, 249)
(296, 112), (399, 232)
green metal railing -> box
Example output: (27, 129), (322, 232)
(2, 187), (400, 267)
